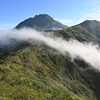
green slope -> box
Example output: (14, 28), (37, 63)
(80, 20), (100, 39)
(0, 42), (99, 100)
(0, 24), (100, 100)
(53, 25), (99, 43)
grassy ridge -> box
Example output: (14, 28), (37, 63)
(0, 44), (97, 100)
(53, 25), (99, 42)
(0, 24), (100, 100)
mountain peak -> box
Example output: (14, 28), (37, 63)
(34, 14), (52, 18)
(34, 14), (54, 21)
(81, 20), (100, 24)
(80, 20), (100, 38)
(15, 14), (68, 30)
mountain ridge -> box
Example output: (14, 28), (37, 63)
(0, 14), (100, 100)
(80, 20), (100, 39)
(15, 14), (68, 30)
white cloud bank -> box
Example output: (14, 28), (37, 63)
(1, 28), (100, 70)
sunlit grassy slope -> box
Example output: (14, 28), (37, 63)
(0, 24), (100, 100)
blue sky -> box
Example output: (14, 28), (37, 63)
(0, 0), (100, 35)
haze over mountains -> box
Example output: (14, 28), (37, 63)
(1, 14), (100, 100)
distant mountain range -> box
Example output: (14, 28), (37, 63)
(15, 14), (68, 30)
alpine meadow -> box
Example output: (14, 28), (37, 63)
(0, 1), (100, 100)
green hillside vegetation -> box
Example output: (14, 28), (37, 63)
(0, 44), (82, 100)
(0, 20), (100, 100)
(0, 41), (100, 100)
(53, 25), (99, 43)
(80, 20), (100, 39)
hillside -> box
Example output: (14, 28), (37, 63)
(80, 20), (100, 39)
(53, 24), (99, 43)
(0, 28), (100, 100)
(15, 14), (68, 30)
(0, 42), (100, 100)
(1, 15), (100, 100)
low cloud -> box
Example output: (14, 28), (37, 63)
(1, 28), (100, 70)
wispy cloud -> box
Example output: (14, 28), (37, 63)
(55, 18), (73, 26)
(1, 28), (100, 71)
(73, 10), (100, 26)
(81, 10), (100, 21)
(80, 0), (100, 21)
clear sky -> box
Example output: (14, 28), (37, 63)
(0, 0), (100, 35)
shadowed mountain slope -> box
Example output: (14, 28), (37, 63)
(15, 14), (68, 30)
(80, 20), (100, 39)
